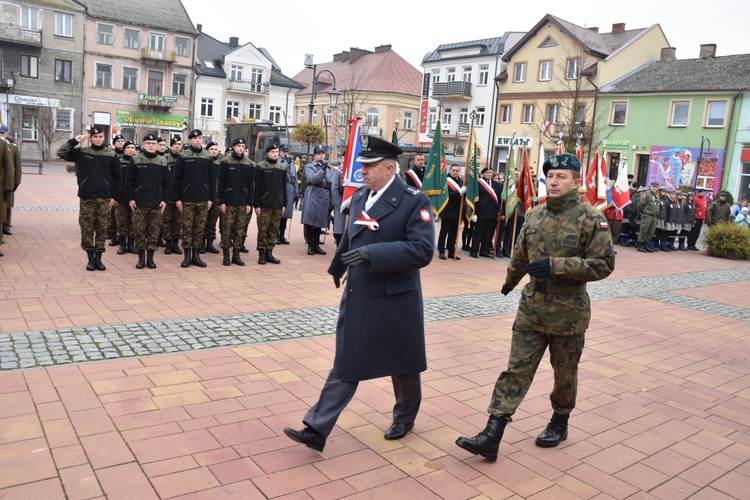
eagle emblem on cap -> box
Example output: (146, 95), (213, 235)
(549, 157), (559, 168)
(360, 135), (370, 150)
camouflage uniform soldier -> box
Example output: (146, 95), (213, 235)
(456, 153), (615, 462)
(173, 129), (216, 268)
(200, 141), (221, 255)
(162, 136), (183, 255)
(636, 182), (659, 253)
(57, 126), (120, 271)
(115, 140), (138, 255)
(107, 134), (125, 246)
(125, 134), (169, 269)
(254, 143), (287, 265)
(0, 132), (10, 257)
(217, 138), (254, 266)
(0, 125), (21, 237)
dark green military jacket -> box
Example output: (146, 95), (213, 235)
(504, 189), (615, 335)
(637, 189), (659, 217)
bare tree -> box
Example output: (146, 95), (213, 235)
(33, 103), (69, 161)
(331, 67), (372, 153)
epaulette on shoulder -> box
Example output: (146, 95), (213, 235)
(405, 186), (419, 196)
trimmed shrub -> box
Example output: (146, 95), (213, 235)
(704, 222), (750, 260)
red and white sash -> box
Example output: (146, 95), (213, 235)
(479, 178), (499, 206)
(446, 177), (461, 192)
(354, 210), (379, 231)
(406, 169), (422, 189)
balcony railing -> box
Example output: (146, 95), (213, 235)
(227, 78), (268, 94)
(140, 48), (176, 63)
(431, 81), (472, 99)
(0, 23), (42, 46)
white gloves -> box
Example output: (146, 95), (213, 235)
(459, 186), (467, 195)
(471, 215), (478, 222)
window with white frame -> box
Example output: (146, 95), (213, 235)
(500, 105), (511, 123)
(611, 102), (628, 125)
(200, 97), (214, 117)
(147, 70), (163, 95)
(226, 100), (241, 120)
(122, 67), (138, 90)
(338, 105), (348, 126)
(312, 109), (318, 125)
(446, 68), (456, 82)
(247, 103), (262, 120)
(21, 54), (39, 78)
(21, 6), (40, 31)
(706, 100), (727, 127)
(402, 111), (413, 130)
(459, 107), (468, 124)
(55, 59), (72, 83)
(366, 107), (379, 129)
(269, 106), (282, 124)
(172, 74), (186, 96)
(670, 101), (690, 127)
(462, 66), (472, 82)
(324, 108), (332, 125)
(479, 65), (489, 85)
(546, 104), (558, 124)
(95, 63), (112, 87)
(55, 108), (73, 131)
(251, 68), (263, 92)
(522, 104), (534, 123)
(513, 62), (526, 83)
(566, 58), (580, 80)
(298, 109), (305, 123)
(428, 107), (437, 129)
(230, 65), (243, 81)
(96, 23), (115, 45)
(474, 106), (485, 126)
(431, 69), (440, 83)
(174, 36), (190, 57)
(149, 33), (166, 52)
(575, 104), (585, 124)
(443, 107), (452, 124)
(123, 28), (140, 49)
(539, 60), (552, 81)
(55, 13), (73, 37)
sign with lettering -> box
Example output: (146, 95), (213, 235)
(495, 136), (533, 148)
(116, 110), (187, 129)
(139, 94), (178, 103)
(603, 140), (630, 151)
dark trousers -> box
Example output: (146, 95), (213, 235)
(437, 218), (460, 254)
(303, 371), (421, 437)
(688, 219), (703, 247)
(471, 218), (495, 256)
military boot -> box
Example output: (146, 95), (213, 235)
(158, 236), (166, 248)
(108, 230), (118, 246)
(455, 415), (508, 462)
(535, 412), (569, 448)
(313, 245), (327, 255)
(94, 252), (106, 271)
(146, 250), (156, 269)
(172, 238), (183, 255)
(265, 249), (280, 264)
(181, 248), (191, 268)
(126, 237), (137, 254)
(307, 244), (315, 256)
(232, 249), (245, 266)
(205, 238), (219, 254)
(191, 248), (207, 268)
(258, 250), (266, 265)
(198, 240), (206, 254)
(117, 239), (127, 255)
(136, 250), (146, 269)
(164, 238), (173, 255)
(86, 250), (96, 271)
(240, 238), (249, 253)
(222, 249), (231, 266)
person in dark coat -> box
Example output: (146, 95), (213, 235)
(301, 145), (335, 255)
(470, 167), (503, 258)
(436, 164), (466, 260)
(277, 144), (298, 245)
(283, 135), (435, 453)
(330, 167), (345, 246)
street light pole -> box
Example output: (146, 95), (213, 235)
(695, 136), (711, 188)
(305, 56), (340, 125)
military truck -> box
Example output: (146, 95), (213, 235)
(224, 121), (306, 163)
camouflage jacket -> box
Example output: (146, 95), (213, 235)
(637, 189), (659, 217)
(706, 199), (731, 225)
(504, 189), (615, 335)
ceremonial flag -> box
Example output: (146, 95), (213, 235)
(463, 128), (479, 226)
(557, 140), (565, 155)
(340, 117), (364, 211)
(502, 146), (517, 218)
(391, 129), (398, 145)
(542, 120), (553, 136)
(423, 120), (448, 215)
(517, 147), (535, 212)
(596, 152), (611, 210)
(611, 160), (632, 213)
(576, 142), (587, 195)
(537, 142), (547, 204)
(583, 149), (598, 206)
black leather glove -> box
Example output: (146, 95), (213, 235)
(501, 285), (512, 296)
(341, 246), (370, 267)
(3, 190), (10, 201)
(333, 275), (341, 289)
(525, 258), (551, 278)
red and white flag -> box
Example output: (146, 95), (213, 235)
(341, 117), (364, 211)
(611, 161), (632, 213)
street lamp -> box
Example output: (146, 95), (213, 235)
(305, 55), (340, 125)
(694, 136), (711, 188)
(2, 74), (14, 132)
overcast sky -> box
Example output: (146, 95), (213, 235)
(182, 0), (746, 78)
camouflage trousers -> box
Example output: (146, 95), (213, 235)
(220, 206), (248, 250)
(79, 198), (110, 252)
(204, 200), (220, 240)
(107, 204), (117, 232)
(162, 202), (182, 239)
(256, 207), (282, 251)
(133, 207), (163, 251)
(181, 201), (209, 248)
(115, 203), (134, 238)
(488, 328), (585, 419)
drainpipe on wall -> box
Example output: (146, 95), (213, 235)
(586, 76), (600, 167)
(721, 92), (741, 192)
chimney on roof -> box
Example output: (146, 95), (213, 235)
(340, 51), (349, 62)
(229, 37), (239, 48)
(699, 44), (717, 60)
(348, 47), (372, 64)
(588, 27), (599, 33)
(197, 24), (202, 33)
(374, 44), (392, 53)
(660, 47), (677, 62)
(612, 23), (625, 33)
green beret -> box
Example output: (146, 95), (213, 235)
(719, 191), (729, 197)
(543, 152), (581, 176)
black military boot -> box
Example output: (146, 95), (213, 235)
(313, 245), (327, 255)
(108, 230), (118, 246)
(205, 238), (219, 254)
(455, 415), (508, 462)
(94, 252), (106, 271)
(181, 248), (191, 268)
(164, 238), (173, 255)
(535, 412), (569, 448)
(198, 240), (206, 254)
(146, 250), (156, 269)
(136, 250), (146, 269)
(191, 248), (207, 267)
(265, 249), (280, 264)
(232, 248), (245, 266)
(86, 250), (96, 271)
(126, 237), (137, 254)
(258, 250), (266, 265)
(240, 238), (249, 253)
(158, 236), (166, 248)
(117, 239), (127, 255)
(307, 244), (315, 256)
(222, 249), (231, 266)
(172, 238), (183, 255)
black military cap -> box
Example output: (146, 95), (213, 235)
(187, 129), (202, 139)
(542, 152), (581, 176)
(170, 136), (182, 146)
(313, 144), (326, 154)
(142, 133), (157, 142)
(650, 181), (660, 187)
(123, 140), (134, 149)
(135, 144), (142, 151)
(481, 167), (492, 174)
(112, 134), (125, 143)
(279, 144), (289, 151)
(265, 142), (279, 153)
(156, 137), (166, 143)
(356, 135), (403, 164)
(231, 138), (246, 147)
(205, 141), (218, 149)
(90, 126), (104, 135)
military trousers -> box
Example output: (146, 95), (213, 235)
(204, 200), (220, 240)
(115, 203), (134, 238)
(488, 328), (585, 419)
(107, 204), (117, 232)
(256, 207), (282, 251)
(180, 201), (208, 248)
(638, 213), (657, 244)
(79, 198), (110, 252)
(162, 202), (181, 239)
(220, 206), (248, 250)
(133, 207), (163, 251)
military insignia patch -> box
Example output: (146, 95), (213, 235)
(561, 232), (580, 248)
(599, 221), (609, 229)
(420, 209), (431, 222)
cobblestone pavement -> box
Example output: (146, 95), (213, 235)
(3, 266), (748, 371)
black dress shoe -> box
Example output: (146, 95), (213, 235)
(438, 252), (446, 260)
(384, 421), (414, 440)
(3, 228), (11, 235)
(469, 252), (478, 258)
(283, 426), (325, 452)
(447, 254), (461, 260)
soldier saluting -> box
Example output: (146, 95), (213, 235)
(456, 152), (615, 461)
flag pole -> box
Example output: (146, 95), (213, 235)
(453, 121), (475, 260)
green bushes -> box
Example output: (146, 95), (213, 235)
(704, 222), (750, 260)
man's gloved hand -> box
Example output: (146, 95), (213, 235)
(3, 190), (10, 201)
(341, 246), (370, 267)
(525, 258), (551, 278)
(333, 275), (341, 288)
(459, 186), (467, 195)
(471, 215), (478, 223)
(501, 285), (512, 296)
